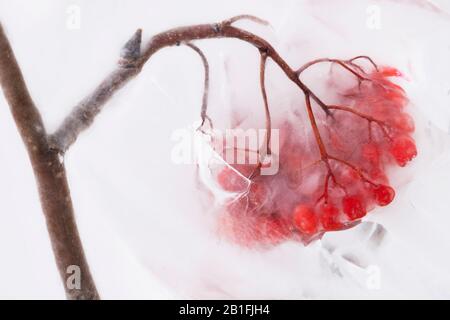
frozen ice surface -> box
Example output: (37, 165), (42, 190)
(0, 0), (450, 299)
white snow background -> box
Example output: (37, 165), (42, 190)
(0, 0), (450, 299)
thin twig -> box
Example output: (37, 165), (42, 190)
(259, 50), (272, 157)
(328, 156), (377, 186)
(304, 94), (328, 160)
(348, 55), (379, 72)
(184, 42), (211, 128)
(224, 14), (270, 27)
(328, 105), (392, 141)
(296, 58), (369, 81)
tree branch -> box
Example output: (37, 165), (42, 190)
(0, 23), (99, 300)
(50, 15), (333, 152)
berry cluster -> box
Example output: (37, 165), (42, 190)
(214, 66), (417, 247)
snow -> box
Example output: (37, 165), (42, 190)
(0, 0), (450, 299)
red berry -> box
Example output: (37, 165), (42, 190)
(369, 167), (388, 183)
(247, 182), (268, 210)
(371, 78), (407, 107)
(342, 195), (366, 220)
(379, 66), (402, 78)
(227, 196), (248, 216)
(362, 143), (380, 164)
(391, 113), (415, 133)
(212, 62), (415, 247)
(389, 136), (417, 167)
(293, 205), (318, 235)
(319, 204), (342, 231)
(217, 166), (249, 192)
(285, 151), (303, 188)
(262, 216), (291, 244)
(236, 215), (290, 246)
(373, 185), (395, 206)
(339, 166), (360, 186)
